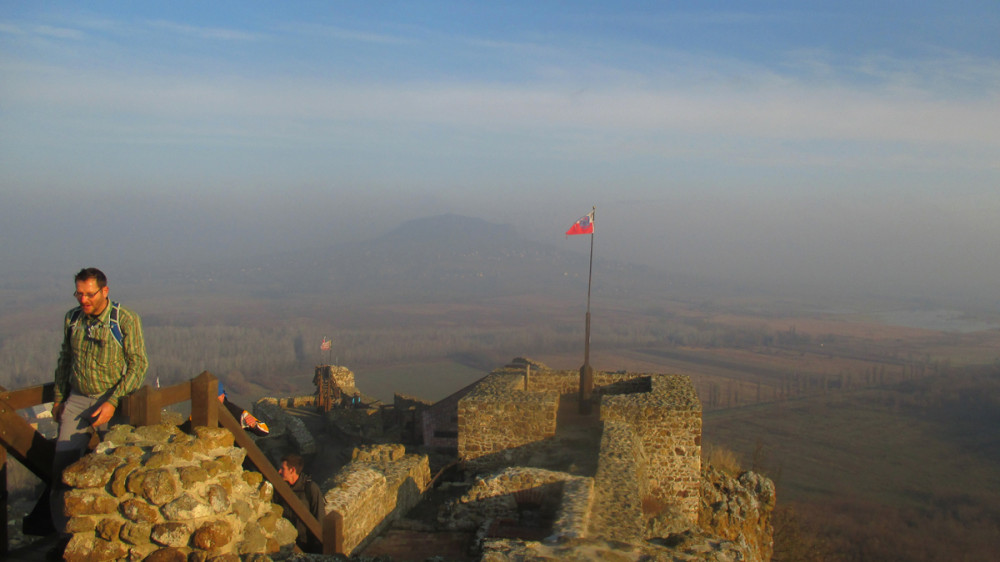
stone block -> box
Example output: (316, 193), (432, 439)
(63, 533), (128, 562)
(193, 426), (236, 449)
(95, 517), (124, 541)
(144, 547), (189, 562)
(132, 467), (181, 505)
(64, 488), (118, 516)
(192, 520), (233, 551)
(151, 521), (192, 547)
(120, 521), (153, 545)
(121, 497), (159, 523)
(62, 452), (124, 489)
(162, 493), (214, 520)
(109, 459), (141, 496)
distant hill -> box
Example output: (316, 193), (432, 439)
(201, 213), (680, 305)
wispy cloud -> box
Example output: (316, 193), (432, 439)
(144, 20), (264, 41)
(0, 21), (85, 40)
(280, 22), (411, 45)
(4, 48), (997, 172)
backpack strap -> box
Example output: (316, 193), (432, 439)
(66, 301), (125, 347)
(109, 301), (124, 347)
(68, 307), (83, 330)
(68, 302), (124, 347)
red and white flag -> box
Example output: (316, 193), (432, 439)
(565, 211), (595, 235)
(320, 337), (332, 351)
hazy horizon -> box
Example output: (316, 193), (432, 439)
(2, 2), (998, 309)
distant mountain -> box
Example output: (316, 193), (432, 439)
(211, 214), (675, 304)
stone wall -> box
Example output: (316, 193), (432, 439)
(588, 420), (649, 542)
(253, 399), (316, 457)
(457, 372), (559, 471)
(322, 444), (431, 556)
(316, 365), (358, 394)
(455, 361), (703, 526)
(257, 395), (316, 409)
(422, 378), (483, 449)
(58, 424), (297, 561)
(326, 404), (384, 441)
(601, 374), (703, 523)
(439, 466), (594, 544)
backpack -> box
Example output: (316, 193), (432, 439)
(69, 301), (124, 347)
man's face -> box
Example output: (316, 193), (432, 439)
(279, 461), (299, 485)
(75, 278), (109, 317)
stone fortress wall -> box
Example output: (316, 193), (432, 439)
(320, 443), (431, 556)
(457, 358), (703, 528)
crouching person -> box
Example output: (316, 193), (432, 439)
(276, 453), (326, 553)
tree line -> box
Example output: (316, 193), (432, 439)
(0, 313), (963, 407)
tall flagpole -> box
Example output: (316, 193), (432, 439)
(579, 206), (595, 414)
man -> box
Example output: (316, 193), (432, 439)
(51, 268), (148, 528)
(276, 453), (326, 553)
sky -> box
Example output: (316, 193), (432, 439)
(2, 1), (999, 307)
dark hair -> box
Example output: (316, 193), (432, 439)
(281, 453), (305, 473)
(75, 268), (108, 288)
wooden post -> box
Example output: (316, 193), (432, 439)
(190, 372), (218, 429)
(579, 363), (594, 415)
(322, 510), (344, 555)
(127, 385), (161, 427)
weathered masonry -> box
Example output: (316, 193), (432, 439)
(456, 358), (703, 524)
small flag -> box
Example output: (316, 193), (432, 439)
(320, 337), (332, 351)
(566, 211), (595, 235)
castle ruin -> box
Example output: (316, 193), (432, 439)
(44, 357), (773, 560)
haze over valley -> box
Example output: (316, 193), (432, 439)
(2, 2), (999, 560)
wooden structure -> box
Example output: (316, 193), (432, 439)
(312, 366), (343, 413)
(0, 372), (344, 556)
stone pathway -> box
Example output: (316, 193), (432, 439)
(360, 529), (477, 561)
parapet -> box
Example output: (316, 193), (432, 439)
(322, 444), (431, 556)
(456, 359), (703, 529)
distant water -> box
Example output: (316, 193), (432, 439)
(875, 309), (1000, 333)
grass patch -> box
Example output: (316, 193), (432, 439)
(704, 444), (743, 477)
(704, 371), (1000, 561)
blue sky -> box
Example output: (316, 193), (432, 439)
(2, 2), (999, 306)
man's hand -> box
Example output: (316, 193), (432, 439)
(52, 401), (65, 423)
(90, 402), (116, 427)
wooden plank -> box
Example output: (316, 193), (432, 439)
(0, 396), (54, 481)
(217, 403), (327, 551)
(154, 381), (193, 408)
(0, 383), (56, 411)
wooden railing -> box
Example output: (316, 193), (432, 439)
(0, 373), (343, 556)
